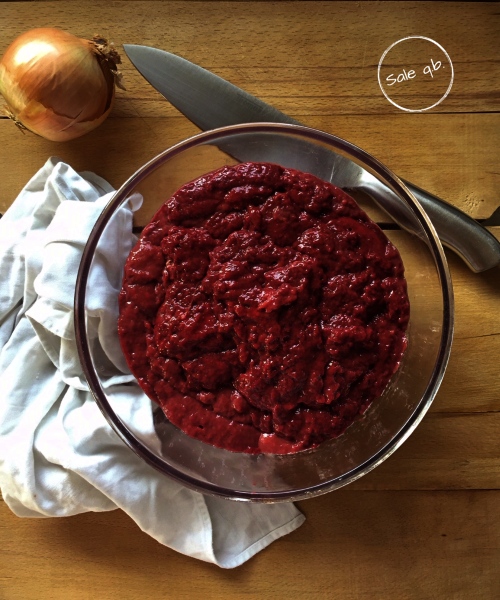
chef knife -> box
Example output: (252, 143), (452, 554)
(123, 44), (500, 273)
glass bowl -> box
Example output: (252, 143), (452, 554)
(75, 123), (453, 502)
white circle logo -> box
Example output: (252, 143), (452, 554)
(377, 36), (454, 113)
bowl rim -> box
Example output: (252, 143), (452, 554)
(74, 122), (454, 502)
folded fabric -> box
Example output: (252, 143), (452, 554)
(0, 158), (304, 568)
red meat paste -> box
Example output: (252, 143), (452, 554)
(118, 162), (409, 454)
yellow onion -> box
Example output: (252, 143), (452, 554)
(0, 28), (124, 141)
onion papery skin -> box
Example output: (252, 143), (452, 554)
(0, 28), (116, 141)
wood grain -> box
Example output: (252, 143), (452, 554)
(0, 1), (499, 598)
(1, 2), (499, 216)
(1, 114), (500, 219)
(1, 1), (498, 115)
(1, 490), (499, 600)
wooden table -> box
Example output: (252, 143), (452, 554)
(1, 2), (499, 598)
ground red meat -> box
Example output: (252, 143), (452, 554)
(118, 162), (409, 454)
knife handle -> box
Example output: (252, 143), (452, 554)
(402, 180), (500, 273)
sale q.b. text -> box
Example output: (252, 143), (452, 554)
(386, 58), (443, 86)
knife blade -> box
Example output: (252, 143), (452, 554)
(123, 44), (500, 272)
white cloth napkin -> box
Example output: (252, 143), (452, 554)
(0, 157), (304, 569)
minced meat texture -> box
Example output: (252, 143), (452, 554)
(118, 162), (410, 454)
